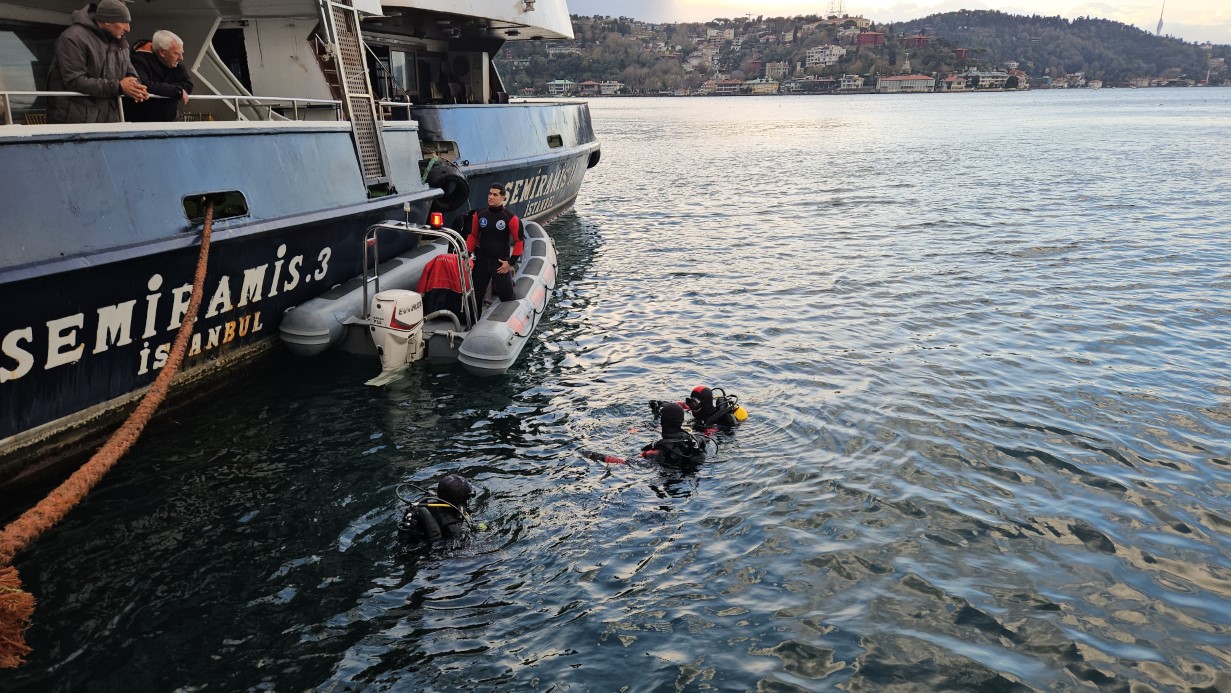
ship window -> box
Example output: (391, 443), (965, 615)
(422, 140), (461, 161)
(0, 22), (60, 123)
(367, 46), (417, 103)
(211, 28), (252, 94)
(391, 50), (416, 97)
(183, 192), (249, 224)
(547, 134), (563, 148)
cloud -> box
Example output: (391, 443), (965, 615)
(567, 1), (681, 22)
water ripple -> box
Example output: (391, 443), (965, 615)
(8, 90), (1231, 692)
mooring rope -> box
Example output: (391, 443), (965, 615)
(0, 200), (215, 668)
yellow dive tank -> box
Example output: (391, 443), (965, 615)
(734, 404), (748, 421)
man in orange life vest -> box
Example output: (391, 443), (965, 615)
(465, 183), (523, 305)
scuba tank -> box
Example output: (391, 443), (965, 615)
(711, 388), (749, 424)
(395, 478), (481, 546)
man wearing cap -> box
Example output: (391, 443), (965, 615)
(47, 0), (149, 124)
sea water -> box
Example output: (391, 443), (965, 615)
(6, 89), (1231, 691)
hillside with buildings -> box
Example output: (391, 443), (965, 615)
(496, 12), (1228, 95)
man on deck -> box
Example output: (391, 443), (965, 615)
(47, 0), (149, 123)
(125, 29), (192, 122)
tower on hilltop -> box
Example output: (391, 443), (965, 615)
(828, 0), (846, 18)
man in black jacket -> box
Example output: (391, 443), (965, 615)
(465, 183), (523, 305)
(125, 29), (192, 122)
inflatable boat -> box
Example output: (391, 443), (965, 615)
(278, 219), (556, 380)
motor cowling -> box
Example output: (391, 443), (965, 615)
(369, 289), (425, 372)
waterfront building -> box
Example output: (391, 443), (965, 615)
(600, 80), (624, 95)
(876, 74), (936, 93)
(791, 76), (839, 93)
(746, 78), (780, 94)
(942, 74), (969, 91)
(839, 74), (865, 90)
(963, 70), (1010, 89)
(766, 62), (790, 80)
(577, 80), (601, 96)
(546, 78), (577, 96)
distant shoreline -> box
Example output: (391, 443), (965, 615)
(534, 82), (1231, 98)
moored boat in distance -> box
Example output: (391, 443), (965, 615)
(0, 0), (599, 493)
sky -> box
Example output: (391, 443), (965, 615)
(565, 0), (1230, 45)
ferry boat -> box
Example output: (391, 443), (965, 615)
(0, 0), (600, 492)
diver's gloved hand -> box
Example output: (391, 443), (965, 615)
(649, 400), (665, 416)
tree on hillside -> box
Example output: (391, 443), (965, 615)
(498, 12), (1227, 93)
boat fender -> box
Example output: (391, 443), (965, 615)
(422, 157), (469, 211)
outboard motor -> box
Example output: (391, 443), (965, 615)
(369, 289), (425, 373)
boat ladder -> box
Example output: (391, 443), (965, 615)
(316, 0), (392, 194)
(359, 219), (480, 330)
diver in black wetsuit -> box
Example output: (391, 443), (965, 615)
(650, 385), (744, 433)
(642, 402), (707, 466)
(684, 386), (740, 432)
(585, 402), (709, 468)
(397, 474), (475, 545)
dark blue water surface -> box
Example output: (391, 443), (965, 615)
(7, 89), (1231, 692)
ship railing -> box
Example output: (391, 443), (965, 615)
(176, 94), (344, 122)
(362, 220), (479, 329)
(0, 90), (121, 125)
(1, 90), (368, 126)
(377, 101), (415, 121)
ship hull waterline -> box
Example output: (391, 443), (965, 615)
(0, 146), (595, 498)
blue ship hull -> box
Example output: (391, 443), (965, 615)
(0, 104), (598, 490)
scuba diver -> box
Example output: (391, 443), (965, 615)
(651, 385), (747, 433)
(396, 473), (477, 547)
(585, 402), (711, 468)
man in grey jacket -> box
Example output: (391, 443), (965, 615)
(46, 0), (149, 123)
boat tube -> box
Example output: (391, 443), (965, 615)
(457, 222), (557, 376)
(279, 239), (449, 358)
(277, 220), (555, 377)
